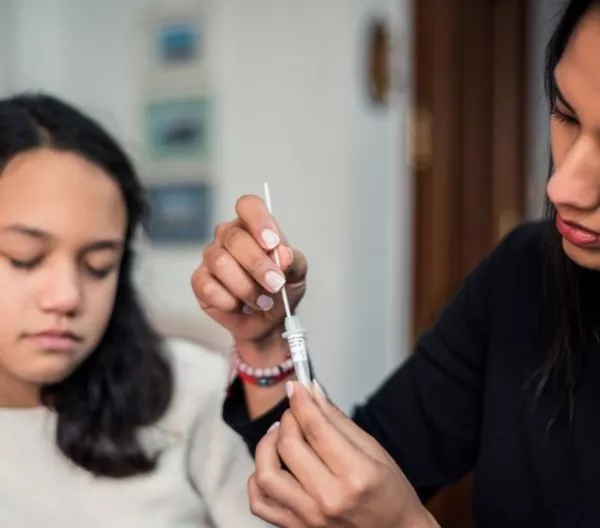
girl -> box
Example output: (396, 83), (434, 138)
(0, 94), (267, 527)
(193, 0), (600, 526)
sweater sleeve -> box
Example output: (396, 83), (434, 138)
(223, 222), (544, 500)
(166, 339), (270, 527)
(185, 381), (270, 527)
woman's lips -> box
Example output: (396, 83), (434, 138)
(556, 214), (600, 248)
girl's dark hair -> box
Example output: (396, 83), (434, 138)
(0, 93), (173, 477)
(539, 0), (599, 423)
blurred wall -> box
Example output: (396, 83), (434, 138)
(0, 0), (411, 412)
(0, 0), (576, 410)
(526, 0), (568, 218)
(0, 1), (11, 94)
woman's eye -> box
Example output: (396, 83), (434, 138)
(551, 106), (579, 127)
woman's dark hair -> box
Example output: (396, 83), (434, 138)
(0, 93), (173, 477)
(538, 0), (599, 424)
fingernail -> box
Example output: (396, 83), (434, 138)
(286, 381), (294, 399)
(257, 294), (274, 311)
(261, 229), (280, 250)
(267, 421), (280, 433)
(312, 379), (326, 399)
(277, 246), (293, 267)
(286, 246), (294, 265)
(265, 270), (286, 292)
(242, 304), (253, 315)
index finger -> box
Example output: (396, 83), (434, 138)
(255, 422), (321, 521)
(287, 381), (367, 477)
(235, 194), (287, 251)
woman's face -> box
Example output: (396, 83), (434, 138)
(547, 8), (600, 270)
(0, 148), (126, 405)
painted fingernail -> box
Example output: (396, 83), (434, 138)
(276, 246), (292, 267)
(286, 381), (294, 399)
(257, 294), (274, 311)
(261, 229), (280, 250)
(312, 379), (326, 399)
(267, 421), (280, 433)
(285, 246), (294, 265)
(265, 270), (286, 292)
(242, 304), (253, 315)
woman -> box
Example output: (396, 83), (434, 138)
(0, 94), (267, 527)
(193, 0), (600, 526)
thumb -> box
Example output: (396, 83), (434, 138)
(311, 380), (389, 462)
(281, 247), (308, 285)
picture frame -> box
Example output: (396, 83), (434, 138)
(144, 181), (213, 244)
(144, 96), (211, 161)
(142, 7), (210, 90)
(156, 20), (200, 66)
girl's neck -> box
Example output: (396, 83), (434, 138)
(0, 369), (41, 408)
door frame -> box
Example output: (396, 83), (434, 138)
(410, 1), (528, 526)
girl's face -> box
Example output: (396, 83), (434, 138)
(0, 148), (126, 406)
(547, 8), (600, 270)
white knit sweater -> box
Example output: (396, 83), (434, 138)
(0, 338), (269, 527)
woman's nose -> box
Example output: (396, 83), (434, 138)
(547, 136), (600, 212)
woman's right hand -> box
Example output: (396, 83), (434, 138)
(191, 194), (308, 346)
(249, 381), (438, 528)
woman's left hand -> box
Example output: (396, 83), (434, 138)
(248, 381), (438, 528)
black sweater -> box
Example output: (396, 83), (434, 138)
(224, 221), (600, 527)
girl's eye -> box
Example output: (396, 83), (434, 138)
(9, 257), (42, 270)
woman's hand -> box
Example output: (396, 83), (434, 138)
(191, 194), (308, 344)
(249, 381), (438, 528)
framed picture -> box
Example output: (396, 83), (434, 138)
(144, 182), (213, 244)
(156, 20), (200, 67)
(143, 8), (210, 89)
(145, 97), (211, 161)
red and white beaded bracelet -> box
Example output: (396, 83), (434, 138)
(229, 347), (295, 387)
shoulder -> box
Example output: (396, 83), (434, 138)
(158, 339), (258, 502)
(485, 219), (552, 289)
(166, 337), (229, 396)
(466, 220), (554, 342)
(465, 219), (551, 295)
(481, 219), (551, 267)
(158, 338), (230, 437)
(436, 220), (551, 329)
(494, 219), (550, 259)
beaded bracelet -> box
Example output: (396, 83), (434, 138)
(229, 347), (295, 387)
